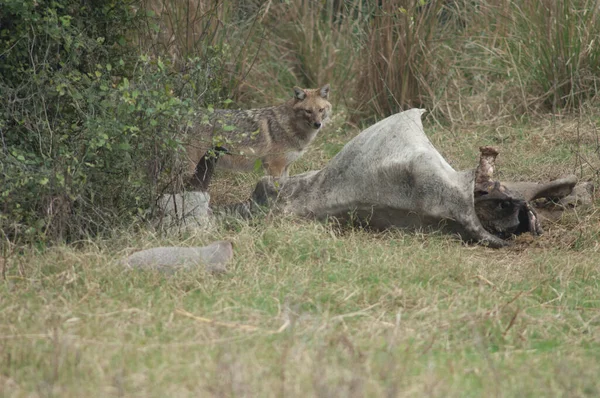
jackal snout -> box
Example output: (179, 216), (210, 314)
(293, 84), (331, 131)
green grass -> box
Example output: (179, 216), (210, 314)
(2, 220), (600, 397)
(2, 112), (600, 397)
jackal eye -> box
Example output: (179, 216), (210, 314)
(305, 110), (312, 114)
(319, 108), (324, 112)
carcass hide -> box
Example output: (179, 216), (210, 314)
(225, 109), (587, 248)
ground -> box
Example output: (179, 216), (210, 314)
(2, 111), (599, 397)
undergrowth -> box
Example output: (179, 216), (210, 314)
(3, 0), (600, 242)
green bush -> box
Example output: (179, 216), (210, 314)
(0, 0), (230, 243)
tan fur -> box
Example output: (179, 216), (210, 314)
(185, 84), (332, 181)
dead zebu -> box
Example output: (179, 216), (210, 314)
(220, 109), (587, 248)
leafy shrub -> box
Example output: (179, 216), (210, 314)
(0, 0), (230, 243)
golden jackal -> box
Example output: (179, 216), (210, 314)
(185, 84), (331, 189)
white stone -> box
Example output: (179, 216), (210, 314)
(122, 240), (233, 274)
(157, 191), (212, 231)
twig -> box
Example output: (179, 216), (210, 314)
(541, 305), (600, 312)
(501, 291), (524, 311)
(328, 302), (381, 322)
(502, 307), (520, 336)
(474, 274), (495, 287)
(176, 308), (287, 334)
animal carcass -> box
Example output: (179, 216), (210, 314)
(225, 109), (583, 248)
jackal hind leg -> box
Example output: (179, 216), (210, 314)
(188, 147), (229, 191)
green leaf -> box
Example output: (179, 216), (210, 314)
(59, 15), (71, 27)
(253, 159), (263, 172)
(222, 125), (235, 132)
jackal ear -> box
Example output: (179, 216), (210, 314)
(293, 86), (306, 100)
(319, 84), (330, 99)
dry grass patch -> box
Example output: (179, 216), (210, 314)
(2, 206), (600, 396)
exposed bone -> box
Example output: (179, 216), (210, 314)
(473, 146), (543, 237)
(523, 202), (543, 236)
(475, 146), (499, 186)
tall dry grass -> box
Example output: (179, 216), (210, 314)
(501, 0), (600, 112)
(141, 0), (228, 59)
(257, 0), (365, 102)
(355, 1), (444, 120)
(427, 0), (600, 124)
(137, 0), (600, 122)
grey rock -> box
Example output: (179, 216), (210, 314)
(122, 240), (233, 274)
(157, 191), (212, 231)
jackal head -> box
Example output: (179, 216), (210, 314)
(292, 84), (332, 130)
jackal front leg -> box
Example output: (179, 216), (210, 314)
(264, 156), (287, 178)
